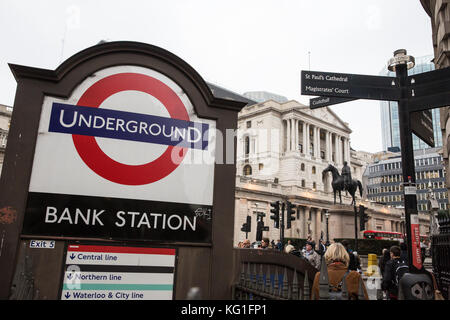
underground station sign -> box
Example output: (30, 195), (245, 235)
(22, 66), (216, 243)
(61, 245), (176, 300)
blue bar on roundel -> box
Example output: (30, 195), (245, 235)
(48, 103), (209, 150)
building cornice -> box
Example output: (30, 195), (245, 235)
(238, 104), (351, 136)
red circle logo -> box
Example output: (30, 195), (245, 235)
(72, 73), (189, 185)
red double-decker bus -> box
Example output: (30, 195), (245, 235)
(363, 230), (429, 243)
(363, 230), (403, 241)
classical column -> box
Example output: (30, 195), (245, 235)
(286, 119), (291, 151)
(314, 127), (319, 159)
(305, 123), (310, 156)
(343, 137), (348, 163)
(310, 208), (315, 241)
(303, 206), (310, 238)
(295, 119), (299, 152)
(327, 132), (332, 161)
(317, 129), (322, 160)
(329, 132), (333, 161)
(334, 134), (339, 165)
(292, 119), (298, 152)
(302, 122), (307, 155)
(346, 138), (351, 163)
(316, 208), (322, 243)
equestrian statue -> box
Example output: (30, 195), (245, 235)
(322, 162), (363, 206)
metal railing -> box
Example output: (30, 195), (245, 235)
(231, 248), (317, 300)
(232, 262), (311, 300)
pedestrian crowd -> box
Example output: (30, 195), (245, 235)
(237, 235), (367, 299)
(377, 241), (439, 300)
(237, 236), (440, 300)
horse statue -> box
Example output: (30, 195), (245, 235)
(322, 164), (363, 206)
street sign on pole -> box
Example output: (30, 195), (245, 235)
(309, 96), (356, 109)
(410, 109), (435, 147)
(408, 66), (450, 87)
(301, 70), (400, 101)
(408, 91), (450, 112)
(300, 49), (450, 276)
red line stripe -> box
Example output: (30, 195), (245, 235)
(67, 245), (175, 255)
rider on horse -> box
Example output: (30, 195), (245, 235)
(341, 161), (352, 191)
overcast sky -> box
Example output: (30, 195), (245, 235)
(0, 0), (433, 153)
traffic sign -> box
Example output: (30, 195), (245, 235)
(301, 70), (400, 101)
(309, 96), (356, 109)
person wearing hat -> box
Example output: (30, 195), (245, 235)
(303, 241), (321, 270)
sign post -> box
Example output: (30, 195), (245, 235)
(301, 49), (450, 274)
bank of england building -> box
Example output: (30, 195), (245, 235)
(233, 97), (430, 246)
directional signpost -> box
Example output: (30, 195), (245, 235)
(309, 96), (357, 109)
(411, 109), (435, 148)
(301, 70), (400, 101)
(301, 49), (450, 274)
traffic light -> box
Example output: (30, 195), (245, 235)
(359, 205), (368, 231)
(241, 215), (251, 233)
(270, 201), (280, 229)
(286, 201), (296, 229)
(256, 220), (264, 241)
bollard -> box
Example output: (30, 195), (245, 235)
(365, 254), (379, 276)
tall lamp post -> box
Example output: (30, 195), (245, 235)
(325, 210), (330, 246)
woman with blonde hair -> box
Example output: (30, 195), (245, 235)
(312, 242), (368, 300)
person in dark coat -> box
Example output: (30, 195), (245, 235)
(379, 248), (391, 277)
(382, 246), (406, 300)
(341, 240), (358, 271)
(317, 239), (327, 256)
(400, 242), (408, 263)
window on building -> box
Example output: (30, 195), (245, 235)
(301, 163), (305, 171)
(321, 150), (325, 159)
(299, 143), (303, 153)
(243, 165), (252, 176)
(246, 121), (251, 128)
(244, 136), (250, 156)
(301, 180), (306, 187)
(313, 182), (317, 190)
(310, 143), (314, 156)
(259, 163), (264, 171)
(312, 166), (316, 174)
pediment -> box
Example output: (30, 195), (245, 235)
(301, 107), (351, 132)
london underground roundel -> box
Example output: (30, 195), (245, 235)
(69, 72), (190, 185)
(28, 66), (216, 206)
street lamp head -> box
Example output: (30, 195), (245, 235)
(387, 49), (415, 72)
(325, 212), (330, 219)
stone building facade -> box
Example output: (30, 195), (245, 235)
(421, 0), (450, 200)
(366, 147), (448, 212)
(233, 99), (428, 246)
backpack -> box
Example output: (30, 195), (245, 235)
(393, 259), (409, 286)
(328, 270), (350, 300)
